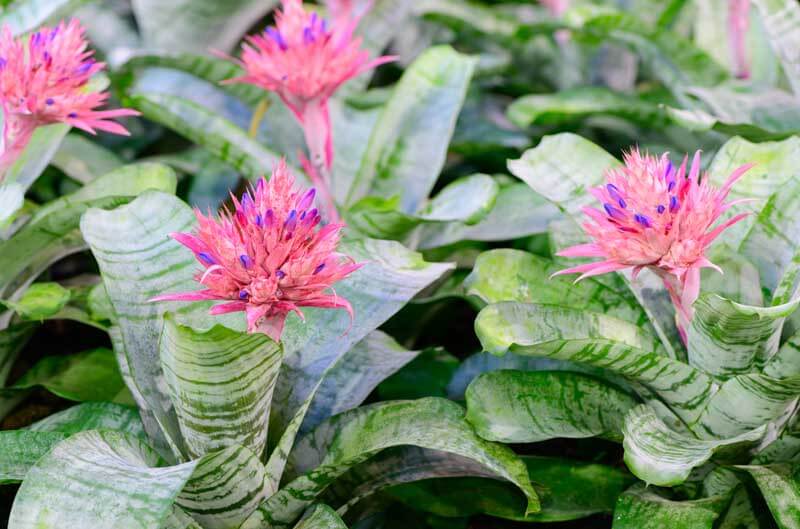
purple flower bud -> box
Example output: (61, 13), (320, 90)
(634, 213), (652, 228)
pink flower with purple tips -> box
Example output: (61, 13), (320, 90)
(554, 149), (753, 342)
(151, 160), (363, 342)
(0, 19), (139, 177)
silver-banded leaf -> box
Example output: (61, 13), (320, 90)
(160, 316), (282, 459)
(475, 302), (713, 424)
(752, 0), (800, 97)
(2, 123), (69, 194)
(0, 162), (178, 299)
(266, 239), (453, 488)
(294, 505), (348, 529)
(416, 182), (560, 249)
(131, 0), (276, 54)
(1, 402), (145, 483)
(300, 330), (419, 436)
(622, 405), (765, 486)
(0, 0), (93, 35)
(765, 329), (800, 378)
(247, 398), (539, 529)
(694, 374), (800, 439)
(465, 370), (639, 443)
(0, 182), (24, 228)
(464, 248), (646, 325)
(176, 445), (268, 529)
(127, 92), (290, 183)
(738, 464), (800, 528)
(612, 483), (728, 529)
(347, 45), (476, 212)
(687, 295), (800, 378)
(81, 191), (211, 460)
(52, 134), (123, 184)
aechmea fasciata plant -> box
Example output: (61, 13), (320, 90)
(728, 0), (751, 79)
(0, 19), (138, 178)
(151, 161), (362, 342)
(554, 150), (753, 342)
(225, 0), (395, 221)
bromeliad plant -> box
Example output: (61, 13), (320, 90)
(457, 132), (800, 527)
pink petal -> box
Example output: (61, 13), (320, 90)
(149, 290), (221, 303)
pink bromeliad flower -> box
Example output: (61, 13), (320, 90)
(151, 161), (362, 342)
(225, 0), (394, 220)
(541, 0), (569, 17)
(728, 0), (751, 79)
(554, 150), (753, 343)
(0, 19), (138, 177)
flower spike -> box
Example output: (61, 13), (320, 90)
(554, 149), (753, 343)
(0, 19), (139, 178)
(151, 160), (363, 343)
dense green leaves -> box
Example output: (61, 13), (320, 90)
(612, 484), (728, 529)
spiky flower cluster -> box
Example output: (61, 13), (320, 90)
(555, 150), (752, 342)
(226, 0), (393, 221)
(152, 162), (362, 342)
(0, 20), (138, 176)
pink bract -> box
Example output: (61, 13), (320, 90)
(728, 0), (751, 79)
(225, 0), (394, 211)
(151, 161), (363, 343)
(554, 149), (753, 343)
(0, 19), (139, 177)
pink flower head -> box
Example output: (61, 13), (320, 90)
(728, 0), (751, 79)
(541, 0), (570, 17)
(554, 150), (753, 342)
(0, 19), (139, 176)
(151, 161), (363, 342)
(325, 0), (373, 26)
(226, 0), (394, 172)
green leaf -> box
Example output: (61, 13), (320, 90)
(5, 282), (71, 320)
(295, 505), (349, 529)
(52, 134), (123, 184)
(739, 464), (800, 528)
(612, 483), (729, 529)
(347, 46), (477, 212)
(5, 348), (125, 402)
(386, 455), (634, 523)
(687, 295), (800, 379)
(475, 302), (712, 424)
(3, 123), (69, 192)
(465, 370), (639, 443)
(81, 191), (209, 460)
(464, 248), (646, 325)
(623, 405), (764, 486)
(246, 398), (539, 529)
(0, 0), (92, 35)
(0, 162), (178, 299)
(0, 323), (35, 386)
(377, 348), (458, 401)
(266, 239), (453, 489)
(0, 402), (145, 484)
(160, 316), (283, 459)
(0, 182), (24, 228)
(8, 430), (264, 529)
(131, 0), (276, 54)
(416, 182), (560, 249)
(752, 0), (800, 97)
(127, 92), (291, 183)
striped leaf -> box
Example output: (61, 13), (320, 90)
(739, 464), (800, 528)
(465, 370), (639, 443)
(694, 374), (800, 439)
(246, 398), (539, 529)
(131, 0), (276, 54)
(81, 191), (213, 460)
(294, 505), (348, 529)
(752, 0), (800, 97)
(266, 239), (453, 489)
(160, 316), (282, 459)
(384, 455), (634, 523)
(346, 46), (476, 212)
(0, 162), (177, 299)
(622, 405), (764, 486)
(687, 295), (800, 379)
(764, 328), (800, 378)
(612, 483), (729, 529)
(2, 123), (69, 195)
(0, 402), (144, 483)
(127, 92), (289, 183)
(8, 430), (265, 529)
(475, 302), (713, 424)
(52, 134), (123, 184)
(0, 0), (93, 35)
(0, 182), (24, 228)
(464, 248), (646, 325)
(416, 182), (560, 250)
